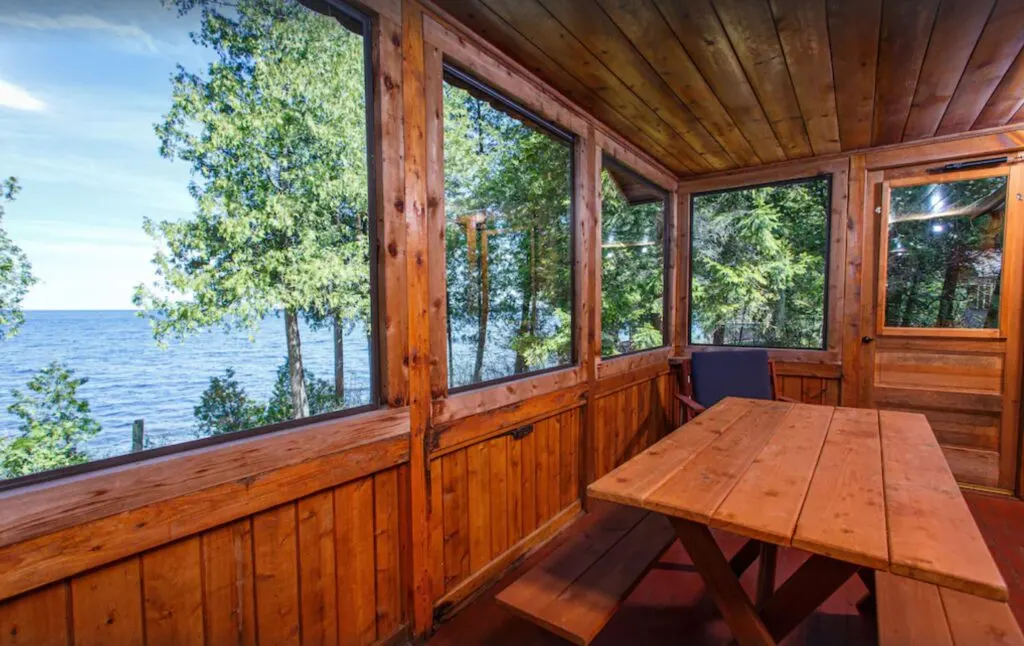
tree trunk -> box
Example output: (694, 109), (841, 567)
(936, 242), (966, 327)
(333, 315), (345, 404)
(473, 230), (489, 384)
(285, 309), (309, 419)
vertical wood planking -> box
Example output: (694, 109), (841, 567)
(441, 450), (469, 590)
(202, 520), (256, 646)
(427, 459), (445, 603)
(142, 538), (205, 646)
(252, 505), (301, 646)
(373, 470), (401, 638)
(507, 432), (524, 546)
(534, 418), (551, 524)
(0, 583), (69, 646)
(521, 423), (538, 534)
(71, 559), (144, 646)
(489, 435), (509, 557)
(297, 492), (337, 646)
(466, 441), (492, 571)
(336, 478), (377, 646)
(547, 414), (562, 516)
(560, 408), (577, 507)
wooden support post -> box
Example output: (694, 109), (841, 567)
(132, 419), (144, 452)
(402, 0), (433, 635)
(729, 539), (761, 578)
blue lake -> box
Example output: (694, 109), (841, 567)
(0, 311), (372, 458)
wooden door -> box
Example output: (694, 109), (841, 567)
(862, 162), (1024, 491)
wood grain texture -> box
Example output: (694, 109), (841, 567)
(0, 583), (68, 646)
(880, 410), (1007, 600)
(201, 520), (256, 646)
(142, 538), (205, 646)
(827, 0), (880, 150)
(71, 559), (144, 646)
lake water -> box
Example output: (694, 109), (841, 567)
(0, 311), (372, 458)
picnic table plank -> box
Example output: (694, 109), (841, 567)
(879, 410), (1008, 601)
(876, 571), (955, 646)
(792, 407), (888, 570)
(711, 403), (833, 544)
(644, 400), (792, 523)
(587, 398), (757, 508)
(940, 587), (1024, 646)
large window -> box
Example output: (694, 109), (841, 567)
(882, 174), (1007, 330)
(689, 176), (831, 350)
(0, 0), (376, 484)
(442, 67), (575, 389)
(600, 157), (667, 356)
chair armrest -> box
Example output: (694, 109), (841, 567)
(776, 395), (799, 403)
(674, 393), (706, 414)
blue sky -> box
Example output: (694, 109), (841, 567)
(0, 0), (211, 309)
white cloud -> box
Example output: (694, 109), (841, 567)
(0, 13), (157, 53)
(0, 79), (46, 112)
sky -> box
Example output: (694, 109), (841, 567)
(0, 0), (211, 309)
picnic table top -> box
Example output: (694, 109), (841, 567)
(587, 397), (1008, 601)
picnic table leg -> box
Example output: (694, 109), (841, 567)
(855, 568), (876, 615)
(756, 543), (777, 609)
(730, 539), (761, 578)
(759, 554), (860, 641)
(671, 518), (776, 646)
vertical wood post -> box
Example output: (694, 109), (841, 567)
(579, 126), (599, 507)
(132, 419), (144, 453)
(401, 0), (433, 635)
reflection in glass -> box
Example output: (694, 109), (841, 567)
(885, 176), (1006, 329)
(442, 73), (574, 389)
(689, 177), (830, 350)
(600, 164), (665, 356)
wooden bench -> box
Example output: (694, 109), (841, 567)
(877, 571), (1024, 645)
(495, 505), (675, 645)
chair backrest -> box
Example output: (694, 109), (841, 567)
(689, 349), (774, 408)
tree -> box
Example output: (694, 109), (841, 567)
(135, 0), (370, 420)
(0, 176), (37, 341)
(193, 362), (341, 436)
(442, 82), (574, 385)
(0, 362), (101, 478)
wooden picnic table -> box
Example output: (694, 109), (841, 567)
(587, 397), (1008, 646)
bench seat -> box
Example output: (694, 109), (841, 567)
(495, 505), (674, 645)
(877, 571), (1024, 645)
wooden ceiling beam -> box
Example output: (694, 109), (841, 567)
(902, 0), (994, 141)
(769, 0), (840, 155)
(652, 0), (786, 163)
(938, 0), (1024, 136)
(478, 0), (721, 172)
(583, 0), (762, 166)
(826, 0), (880, 151)
(712, 0), (814, 159)
(978, 48), (1024, 129)
(872, 0), (939, 146)
(431, 0), (695, 175)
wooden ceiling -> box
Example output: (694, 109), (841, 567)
(432, 0), (1024, 177)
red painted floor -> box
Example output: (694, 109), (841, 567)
(428, 492), (1024, 646)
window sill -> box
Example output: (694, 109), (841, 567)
(432, 365), (584, 426)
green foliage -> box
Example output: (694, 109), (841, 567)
(136, 0), (370, 416)
(193, 362), (343, 436)
(690, 178), (829, 349)
(442, 81), (573, 386)
(0, 362), (101, 478)
(600, 169), (665, 356)
(0, 177), (37, 342)
(885, 177), (1005, 329)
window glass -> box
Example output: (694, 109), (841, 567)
(600, 161), (666, 356)
(884, 176), (1006, 329)
(442, 70), (574, 389)
(0, 0), (375, 483)
(689, 176), (830, 349)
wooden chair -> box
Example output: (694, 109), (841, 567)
(675, 349), (796, 421)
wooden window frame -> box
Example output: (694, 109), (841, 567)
(875, 165), (1011, 340)
(594, 134), (678, 381)
(678, 158), (849, 365)
(0, 0), (410, 509)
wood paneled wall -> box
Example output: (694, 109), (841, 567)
(428, 407), (582, 616)
(0, 466), (409, 646)
(592, 372), (673, 480)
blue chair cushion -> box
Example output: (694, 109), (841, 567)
(690, 349), (773, 408)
